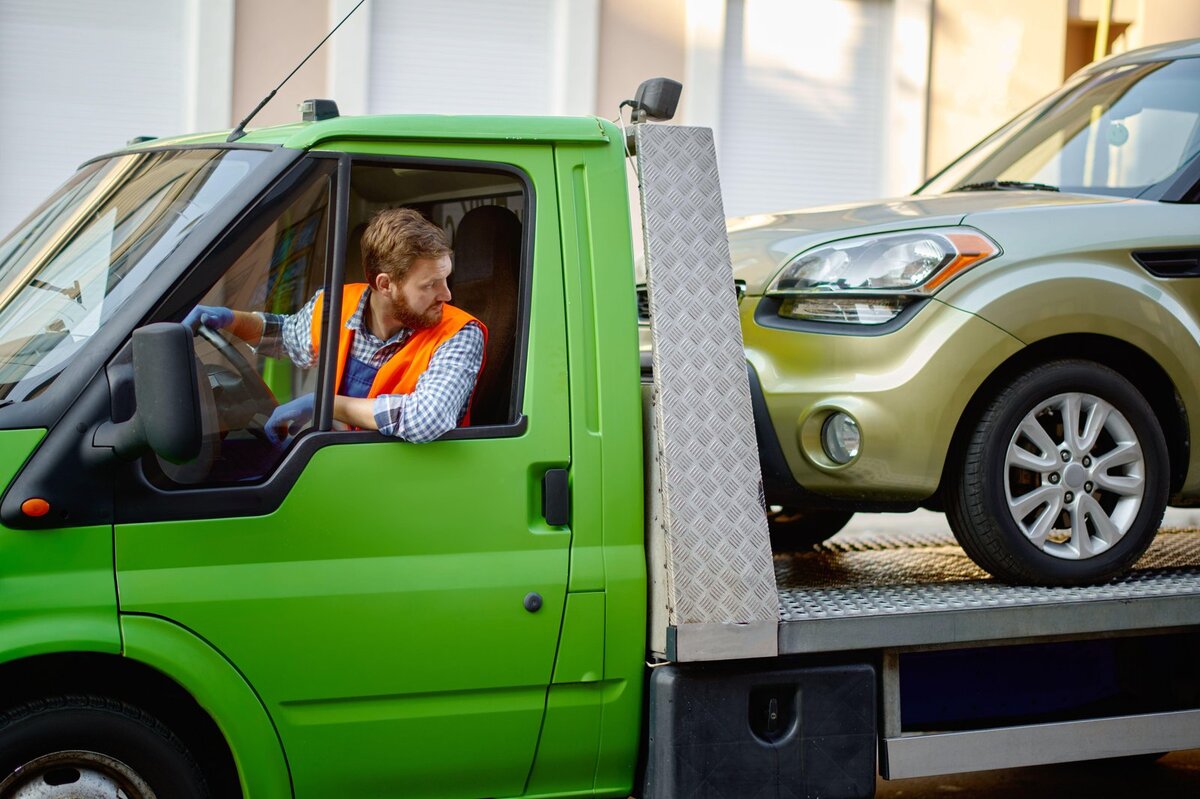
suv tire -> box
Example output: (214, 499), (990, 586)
(945, 360), (1168, 585)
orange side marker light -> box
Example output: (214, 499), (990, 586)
(21, 498), (50, 518)
(922, 232), (1000, 292)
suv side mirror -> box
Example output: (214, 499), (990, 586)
(95, 323), (203, 463)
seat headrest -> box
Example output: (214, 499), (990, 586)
(452, 205), (521, 289)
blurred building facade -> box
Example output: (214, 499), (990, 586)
(2, 0), (1199, 230)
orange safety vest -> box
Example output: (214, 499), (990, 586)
(309, 284), (487, 426)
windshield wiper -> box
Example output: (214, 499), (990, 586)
(956, 180), (1060, 192)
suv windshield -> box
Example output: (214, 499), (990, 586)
(921, 57), (1200, 198)
(0, 148), (269, 402)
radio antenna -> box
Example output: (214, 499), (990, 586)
(227, 0), (368, 142)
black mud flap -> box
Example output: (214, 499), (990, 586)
(642, 661), (877, 799)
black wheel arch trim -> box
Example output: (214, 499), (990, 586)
(938, 334), (1191, 503)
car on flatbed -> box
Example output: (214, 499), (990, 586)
(648, 37), (1200, 585)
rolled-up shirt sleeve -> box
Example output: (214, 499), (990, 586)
(258, 290), (321, 368)
(372, 322), (485, 442)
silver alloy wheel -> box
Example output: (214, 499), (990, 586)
(1004, 392), (1145, 560)
(0, 751), (156, 799)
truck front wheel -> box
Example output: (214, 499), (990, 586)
(945, 360), (1168, 585)
(0, 695), (209, 799)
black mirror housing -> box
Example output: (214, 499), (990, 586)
(95, 323), (204, 463)
(631, 78), (682, 122)
(132, 323), (203, 464)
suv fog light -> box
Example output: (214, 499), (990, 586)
(822, 413), (860, 464)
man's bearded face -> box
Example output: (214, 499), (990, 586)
(391, 254), (452, 330)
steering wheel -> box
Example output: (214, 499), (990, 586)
(195, 325), (278, 434)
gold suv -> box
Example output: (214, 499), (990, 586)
(642, 39), (1200, 584)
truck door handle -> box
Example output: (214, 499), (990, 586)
(542, 468), (570, 526)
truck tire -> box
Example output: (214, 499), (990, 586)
(945, 360), (1168, 585)
(0, 695), (209, 799)
(767, 507), (853, 550)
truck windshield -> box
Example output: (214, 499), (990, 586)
(0, 148), (269, 402)
(920, 58), (1200, 198)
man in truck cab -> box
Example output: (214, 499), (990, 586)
(186, 207), (486, 444)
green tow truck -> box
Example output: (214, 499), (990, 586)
(0, 85), (1199, 798)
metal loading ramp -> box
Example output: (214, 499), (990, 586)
(776, 528), (1200, 654)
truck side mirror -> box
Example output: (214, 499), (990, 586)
(133, 323), (205, 464)
(622, 78), (683, 155)
(95, 323), (203, 464)
(630, 78), (682, 123)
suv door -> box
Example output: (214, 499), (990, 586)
(114, 146), (571, 798)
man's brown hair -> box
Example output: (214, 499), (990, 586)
(361, 208), (451, 286)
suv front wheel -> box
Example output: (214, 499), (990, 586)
(945, 360), (1168, 585)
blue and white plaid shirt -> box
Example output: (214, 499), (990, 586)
(260, 289), (484, 442)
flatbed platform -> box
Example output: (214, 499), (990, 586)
(776, 528), (1200, 654)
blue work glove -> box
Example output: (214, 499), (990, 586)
(183, 304), (234, 332)
(265, 393), (315, 447)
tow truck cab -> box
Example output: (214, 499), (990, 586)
(0, 111), (645, 798)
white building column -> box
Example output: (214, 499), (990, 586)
(682, 0), (727, 133)
(327, 0), (371, 116)
(883, 0), (932, 194)
(552, 0), (601, 115)
(185, 0), (235, 130)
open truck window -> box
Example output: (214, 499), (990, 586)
(345, 161), (527, 428)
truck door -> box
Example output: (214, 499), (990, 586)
(113, 149), (571, 798)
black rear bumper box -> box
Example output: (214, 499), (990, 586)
(642, 660), (877, 798)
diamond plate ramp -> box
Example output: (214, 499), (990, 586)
(635, 123), (778, 660)
(776, 528), (1200, 653)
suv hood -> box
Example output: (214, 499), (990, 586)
(727, 191), (1120, 294)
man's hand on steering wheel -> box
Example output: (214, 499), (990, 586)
(265, 393), (315, 447)
(184, 304), (277, 436)
(183, 304), (235, 333)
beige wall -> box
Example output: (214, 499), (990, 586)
(1122, 0), (1200, 50)
(926, 0), (1200, 179)
(232, 0), (329, 129)
(1068, 0), (1200, 64)
(595, 0), (687, 119)
(926, 0), (1069, 178)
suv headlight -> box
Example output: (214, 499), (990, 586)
(765, 227), (1000, 324)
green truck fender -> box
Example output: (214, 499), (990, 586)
(121, 614), (292, 799)
(0, 429), (121, 660)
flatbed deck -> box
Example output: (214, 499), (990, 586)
(777, 528), (1200, 654)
